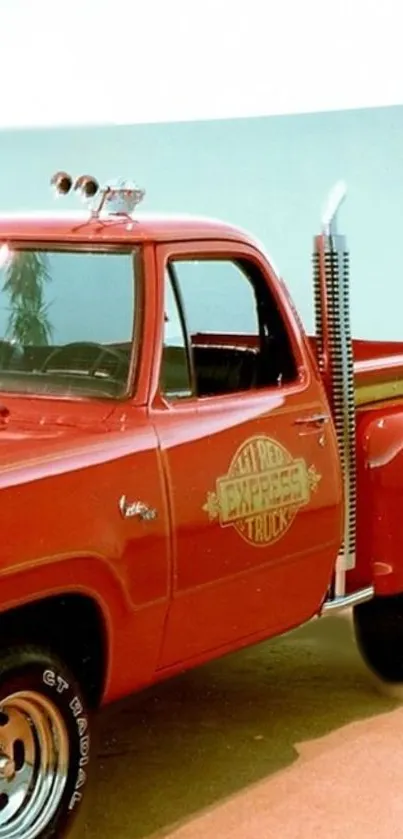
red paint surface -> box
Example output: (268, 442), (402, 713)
(0, 212), (402, 706)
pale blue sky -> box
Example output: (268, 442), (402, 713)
(0, 1), (400, 128)
(0, 104), (402, 339)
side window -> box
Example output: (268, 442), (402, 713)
(169, 257), (297, 398)
(160, 269), (192, 399)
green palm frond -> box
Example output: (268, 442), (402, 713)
(2, 251), (53, 346)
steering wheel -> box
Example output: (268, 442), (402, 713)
(40, 341), (128, 378)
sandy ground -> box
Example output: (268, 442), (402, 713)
(84, 612), (403, 838)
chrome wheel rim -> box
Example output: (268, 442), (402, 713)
(0, 691), (69, 839)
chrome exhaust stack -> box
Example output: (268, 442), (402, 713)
(313, 183), (357, 602)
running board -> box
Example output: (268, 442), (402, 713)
(320, 585), (374, 614)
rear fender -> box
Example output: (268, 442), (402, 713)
(358, 406), (403, 595)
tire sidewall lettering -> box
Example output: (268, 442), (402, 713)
(42, 668), (91, 812)
(43, 668), (69, 695)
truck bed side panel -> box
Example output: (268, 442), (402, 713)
(350, 405), (403, 596)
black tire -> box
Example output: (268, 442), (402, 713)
(354, 594), (403, 685)
(0, 645), (95, 838)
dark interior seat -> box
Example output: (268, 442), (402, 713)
(193, 345), (258, 396)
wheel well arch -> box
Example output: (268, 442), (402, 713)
(0, 593), (108, 707)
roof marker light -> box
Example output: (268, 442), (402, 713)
(50, 171), (145, 219)
(51, 171), (73, 196)
(74, 175), (99, 200)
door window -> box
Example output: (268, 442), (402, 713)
(161, 257), (297, 400)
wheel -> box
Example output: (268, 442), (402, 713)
(354, 594), (403, 695)
(0, 645), (94, 838)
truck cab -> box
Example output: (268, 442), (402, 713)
(0, 173), (401, 839)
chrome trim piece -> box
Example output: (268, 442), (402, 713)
(294, 413), (330, 427)
(321, 585), (374, 614)
(314, 183), (357, 598)
(321, 181), (347, 236)
(119, 495), (157, 521)
(326, 233), (357, 585)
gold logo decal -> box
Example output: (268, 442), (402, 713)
(203, 435), (321, 547)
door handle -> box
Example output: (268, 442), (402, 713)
(294, 413), (330, 428)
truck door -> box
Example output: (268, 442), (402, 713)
(152, 241), (343, 668)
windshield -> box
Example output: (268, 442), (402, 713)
(0, 246), (136, 399)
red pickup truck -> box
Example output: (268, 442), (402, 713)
(0, 172), (402, 838)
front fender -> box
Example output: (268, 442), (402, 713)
(357, 405), (403, 595)
(0, 554), (167, 704)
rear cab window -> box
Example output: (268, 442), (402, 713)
(0, 246), (137, 399)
